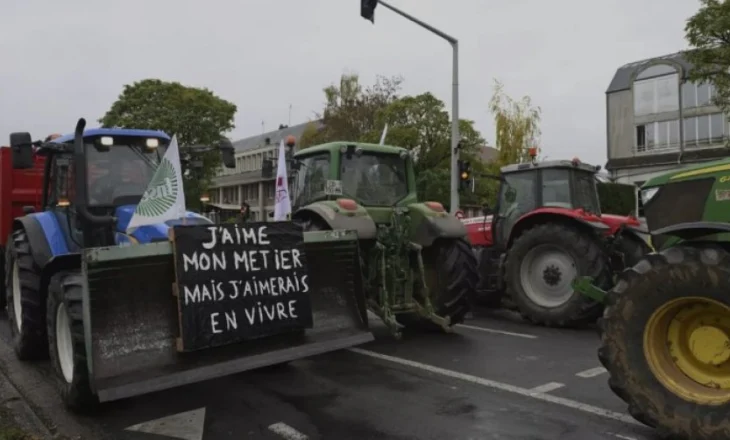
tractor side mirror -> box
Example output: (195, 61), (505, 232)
(218, 138), (235, 169)
(262, 159), (274, 178)
(9, 132), (34, 170)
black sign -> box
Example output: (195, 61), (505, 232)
(171, 222), (313, 352)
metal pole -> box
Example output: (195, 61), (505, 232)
(376, 0), (460, 213)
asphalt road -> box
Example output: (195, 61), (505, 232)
(0, 309), (659, 440)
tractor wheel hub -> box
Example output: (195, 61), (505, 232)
(542, 265), (561, 286)
(688, 325), (730, 366)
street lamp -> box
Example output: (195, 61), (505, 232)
(360, 0), (460, 213)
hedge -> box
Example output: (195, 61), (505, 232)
(597, 182), (637, 215)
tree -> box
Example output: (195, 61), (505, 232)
(300, 73), (403, 148)
(367, 92), (488, 205)
(99, 79), (237, 211)
(685, 0), (730, 114)
(488, 79), (542, 166)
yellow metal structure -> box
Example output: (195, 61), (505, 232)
(644, 297), (730, 405)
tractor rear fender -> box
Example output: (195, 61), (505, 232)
(652, 221), (730, 242)
(408, 202), (467, 247)
(508, 212), (609, 248)
(12, 215), (55, 269)
(294, 201), (377, 240)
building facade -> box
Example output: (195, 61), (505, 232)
(606, 52), (730, 186)
(208, 121), (322, 221)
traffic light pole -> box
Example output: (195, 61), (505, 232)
(374, 0), (460, 213)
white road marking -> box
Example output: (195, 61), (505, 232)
(456, 324), (538, 339)
(610, 433), (638, 440)
(348, 348), (642, 427)
(124, 407), (206, 440)
(528, 382), (565, 395)
(268, 422), (309, 440)
(576, 367), (608, 378)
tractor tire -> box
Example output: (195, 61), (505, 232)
(505, 223), (611, 327)
(599, 244), (730, 440)
(616, 232), (652, 269)
(47, 270), (97, 412)
(398, 238), (477, 330)
(5, 229), (47, 360)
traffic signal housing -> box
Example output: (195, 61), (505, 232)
(361, 0), (377, 23)
(458, 160), (472, 192)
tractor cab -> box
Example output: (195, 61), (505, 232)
(489, 158), (601, 249)
(286, 142), (418, 221)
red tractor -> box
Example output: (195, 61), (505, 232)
(463, 156), (650, 327)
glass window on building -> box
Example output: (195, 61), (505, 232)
(697, 83), (712, 107)
(684, 116), (698, 145)
(632, 64), (679, 116)
(711, 113), (726, 142)
(682, 82), (697, 108)
(698, 115), (711, 145)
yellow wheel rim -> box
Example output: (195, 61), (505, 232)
(644, 297), (730, 405)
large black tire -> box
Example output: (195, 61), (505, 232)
(398, 238), (477, 329)
(615, 232), (652, 269)
(599, 244), (730, 440)
(505, 223), (611, 327)
(5, 229), (47, 360)
(47, 270), (97, 412)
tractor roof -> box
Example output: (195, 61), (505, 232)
(642, 155), (730, 188)
(501, 159), (598, 174)
(294, 141), (407, 157)
(51, 128), (170, 144)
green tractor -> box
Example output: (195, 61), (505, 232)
(264, 142), (477, 338)
(574, 158), (730, 439)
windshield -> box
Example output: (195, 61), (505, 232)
(573, 170), (601, 214)
(292, 153), (330, 208)
(541, 168), (600, 213)
(341, 152), (408, 206)
(86, 142), (168, 206)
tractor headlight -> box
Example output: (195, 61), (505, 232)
(641, 187), (659, 205)
(146, 138), (159, 148)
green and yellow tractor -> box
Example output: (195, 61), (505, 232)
(574, 158), (730, 439)
(264, 142), (477, 338)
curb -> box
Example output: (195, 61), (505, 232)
(0, 361), (54, 439)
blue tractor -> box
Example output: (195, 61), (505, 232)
(4, 118), (372, 411)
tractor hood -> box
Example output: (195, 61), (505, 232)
(114, 204), (212, 244)
(643, 156), (730, 188)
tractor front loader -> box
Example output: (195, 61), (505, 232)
(263, 142), (478, 339)
(573, 158), (730, 439)
(3, 119), (372, 412)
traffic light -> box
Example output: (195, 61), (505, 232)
(361, 0), (378, 23)
(458, 160), (472, 192)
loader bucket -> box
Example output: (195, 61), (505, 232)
(82, 229), (372, 403)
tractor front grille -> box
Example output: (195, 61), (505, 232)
(645, 177), (714, 249)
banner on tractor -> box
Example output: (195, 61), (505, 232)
(170, 222), (314, 352)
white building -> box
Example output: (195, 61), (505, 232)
(606, 51), (730, 186)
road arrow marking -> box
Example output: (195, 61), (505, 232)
(125, 407), (206, 440)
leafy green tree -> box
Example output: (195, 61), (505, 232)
(300, 73), (403, 148)
(99, 79), (237, 211)
(365, 92), (488, 205)
(685, 0), (730, 114)
(489, 79), (542, 166)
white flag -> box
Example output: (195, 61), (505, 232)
(273, 139), (291, 221)
(379, 123), (388, 145)
(126, 135), (187, 233)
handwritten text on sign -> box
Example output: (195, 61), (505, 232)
(172, 222), (313, 351)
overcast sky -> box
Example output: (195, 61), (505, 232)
(1, 0), (699, 166)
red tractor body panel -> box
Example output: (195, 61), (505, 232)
(462, 208), (641, 248)
(0, 147), (45, 248)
